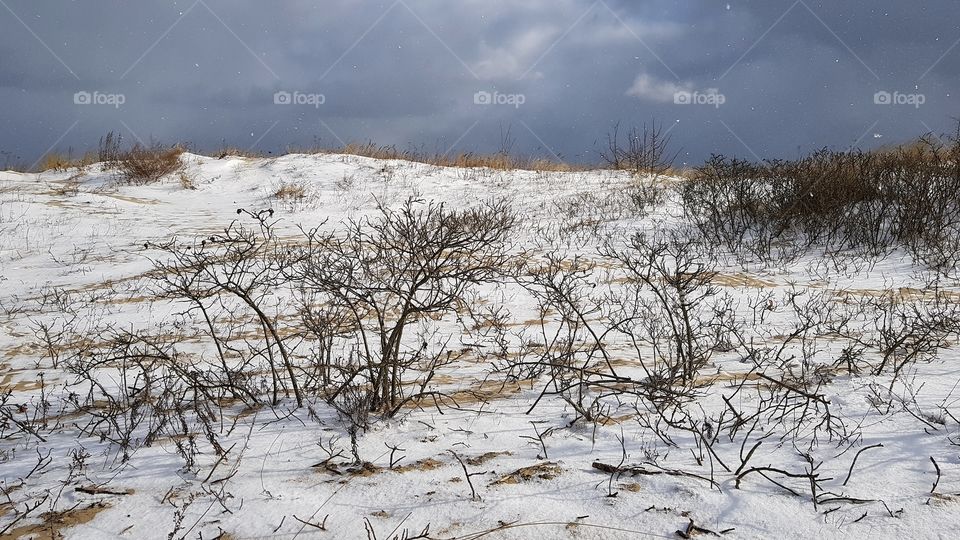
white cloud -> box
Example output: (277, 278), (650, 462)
(473, 26), (558, 80)
(625, 73), (692, 102)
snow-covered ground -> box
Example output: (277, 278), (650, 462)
(1, 153), (958, 539)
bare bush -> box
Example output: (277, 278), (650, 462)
(292, 198), (516, 414)
(600, 120), (678, 176)
(681, 123), (960, 268)
(625, 178), (667, 216)
(604, 230), (730, 390)
(829, 287), (959, 383)
(146, 196), (515, 421)
(150, 208), (298, 406)
(513, 249), (622, 422)
(62, 327), (225, 465)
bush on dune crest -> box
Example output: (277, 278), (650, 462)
(116, 142), (184, 185)
(680, 122), (960, 269)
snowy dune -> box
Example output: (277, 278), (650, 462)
(0, 153), (958, 539)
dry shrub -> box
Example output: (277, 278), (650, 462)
(272, 180), (308, 200)
(40, 153), (73, 172)
(215, 146), (265, 159)
(625, 178), (667, 215)
(177, 171), (197, 190)
(600, 120), (678, 176)
(117, 143), (184, 184)
(681, 125), (960, 267)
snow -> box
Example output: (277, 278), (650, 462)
(0, 153), (958, 539)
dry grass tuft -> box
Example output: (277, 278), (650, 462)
(117, 143), (184, 184)
(490, 462), (562, 485)
(39, 151), (96, 172)
(393, 458), (445, 473)
(2, 502), (110, 539)
(466, 451), (512, 466)
(271, 180), (308, 200)
(215, 146), (266, 159)
(177, 171), (197, 190)
(284, 141), (587, 172)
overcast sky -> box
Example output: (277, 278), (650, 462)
(2, 0), (958, 169)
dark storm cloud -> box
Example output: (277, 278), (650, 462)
(1, 0), (958, 168)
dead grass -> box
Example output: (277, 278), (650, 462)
(39, 151), (96, 173)
(283, 141), (588, 172)
(491, 462), (562, 485)
(48, 136), (611, 175)
(694, 371), (764, 386)
(320, 461), (382, 477)
(597, 413), (640, 426)
(393, 458), (444, 473)
(215, 146), (266, 159)
(1, 502), (110, 539)
(710, 273), (778, 288)
(271, 180), (308, 200)
(466, 451), (512, 466)
(177, 171), (197, 190)
(409, 378), (529, 410)
(930, 492), (960, 506)
(117, 143), (184, 185)
(831, 287), (960, 303)
(0, 372), (43, 393)
(45, 172), (85, 197)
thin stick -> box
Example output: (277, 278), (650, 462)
(734, 440), (762, 476)
(292, 514), (328, 530)
(842, 444), (883, 486)
(448, 450), (480, 501)
(930, 456), (941, 494)
(203, 443), (237, 483)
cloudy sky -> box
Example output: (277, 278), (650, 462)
(2, 0), (958, 169)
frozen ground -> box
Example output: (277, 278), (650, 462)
(1, 153), (959, 539)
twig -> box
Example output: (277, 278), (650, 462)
(0, 407), (47, 442)
(842, 444), (882, 486)
(591, 462), (720, 491)
(816, 493), (876, 505)
(386, 443), (406, 469)
(736, 466), (819, 507)
(0, 494), (49, 535)
(676, 518), (725, 538)
(520, 422), (550, 459)
(75, 485), (133, 496)
(734, 440), (762, 477)
(203, 443), (237, 483)
(880, 500), (902, 518)
(930, 456), (941, 494)
(448, 450), (481, 501)
(292, 514), (328, 530)
(273, 515), (286, 533)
